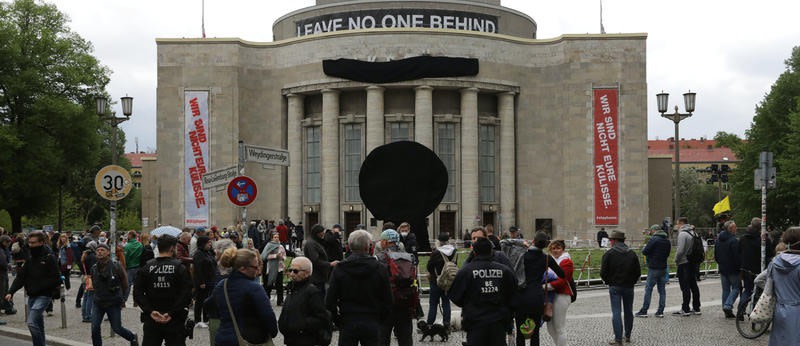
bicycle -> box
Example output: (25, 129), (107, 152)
(736, 269), (771, 339)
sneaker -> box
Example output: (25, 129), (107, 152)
(608, 340), (623, 345)
(0, 320), (6, 326)
(723, 309), (736, 319)
(692, 309), (702, 315)
(130, 333), (139, 346)
(4, 309), (16, 315)
(655, 311), (665, 318)
(625, 336), (631, 343)
(46, 311), (53, 316)
(672, 310), (691, 316)
(195, 322), (208, 329)
(634, 311), (648, 318)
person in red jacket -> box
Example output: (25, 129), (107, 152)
(545, 239), (574, 346)
(275, 220), (290, 250)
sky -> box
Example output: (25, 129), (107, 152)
(48, 0), (800, 154)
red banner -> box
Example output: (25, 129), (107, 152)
(593, 88), (619, 225)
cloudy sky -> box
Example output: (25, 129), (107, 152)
(49, 0), (799, 153)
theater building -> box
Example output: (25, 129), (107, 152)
(149, 0), (649, 241)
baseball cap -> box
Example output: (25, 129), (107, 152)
(380, 229), (400, 243)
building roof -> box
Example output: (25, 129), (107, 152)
(648, 139), (738, 163)
(124, 152), (157, 168)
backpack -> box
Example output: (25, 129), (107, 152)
(384, 252), (419, 318)
(684, 230), (705, 264)
(500, 239), (528, 288)
(568, 278), (578, 303)
(435, 251), (458, 292)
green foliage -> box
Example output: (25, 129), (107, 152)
(713, 131), (743, 150)
(680, 168), (724, 227)
(0, 0), (111, 233)
(729, 46), (800, 229)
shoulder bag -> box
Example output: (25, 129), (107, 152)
(223, 279), (275, 346)
(749, 266), (776, 323)
(542, 254), (554, 322)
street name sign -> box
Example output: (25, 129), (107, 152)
(202, 165), (238, 190)
(244, 144), (290, 166)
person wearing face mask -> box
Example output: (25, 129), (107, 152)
(397, 222), (418, 262)
(5, 231), (62, 346)
(90, 243), (138, 346)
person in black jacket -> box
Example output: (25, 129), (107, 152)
(326, 230), (392, 346)
(5, 231), (61, 346)
(280, 257), (331, 346)
(90, 243), (137, 346)
(600, 231), (641, 345)
(636, 225), (671, 318)
(448, 237), (516, 346)
(0, 235), (15, 318)
(324, 225), (344, 262)
(134, 235), (193, 346)
(714, 221), (740, 319)
(737, 218), (774, 316)
(303, 225), (336, 293)
(192, 236), (217, 329)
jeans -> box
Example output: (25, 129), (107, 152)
(427, 281), (451, 325)
(677, 263), (700, 312)
(380, 309), (412, 346)
(338, 317), (380, 346)
(639, 268), (667, 314)
(82, 290), (95, 321)
(27, 295), (51, 346)
(92, 304), (135, 345)
(608, 286), (634, 341)
(720, 273), (741, 310)
(124, 267), (138, 303)
(467, 319), (507, 346)
(739, 271), (755, 312)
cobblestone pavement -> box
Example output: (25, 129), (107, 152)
(0, 274), (771, 346)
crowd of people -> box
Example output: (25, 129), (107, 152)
(0, 215), (798, 346)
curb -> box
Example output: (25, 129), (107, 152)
(0, 326), (91, 346)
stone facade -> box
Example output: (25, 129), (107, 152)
(148, 0), (648, 242)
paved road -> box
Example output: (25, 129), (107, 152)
(0, 334), (32, 346)
(0, 274), (771, 346)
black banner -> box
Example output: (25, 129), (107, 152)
(295, 9), (498, 37)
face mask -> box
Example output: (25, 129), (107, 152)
(400, 232), (408, 237)
(30, 246), (44, 257)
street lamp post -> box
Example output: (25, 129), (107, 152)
(657, 90), (696, 235)
(96, 95), (133, 260)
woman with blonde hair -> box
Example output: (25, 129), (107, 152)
(56, 233), (73, 290)
(545, 240), (574, 346)
(210, 249), (277, 346)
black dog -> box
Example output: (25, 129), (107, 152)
(417, 320), (449, 342)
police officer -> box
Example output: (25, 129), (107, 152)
(134, 235), (192, 346)
(448, 237), (516, 346)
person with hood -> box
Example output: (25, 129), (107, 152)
(280, 256), (332, 346)
(449, 237), (516, 346)
(90, 243), (138, 346)
(673, 217), (701, 316)
(635, 224), (672, 318)
(597, 228), (609, 248)
(512, 232), (565, 346)
(426, 232), (456, 329)
(324, 224), (345, 262)
(276, 219), (290, 251)
(376, 229), (417, 346)
(303, 224), (336, 293)
(326, 230), (392, 345)
(261, 231), (286, 306)
(81, 241), (99, 322)
(713, 220), (740, 319)
(737, 217), (774, 316)
(600, 231), (641, 345)
(5, 231), (62, 346)
(123, 231), (143, 306)
(765, 227), (800, 345)
(193, 236), (217, 329)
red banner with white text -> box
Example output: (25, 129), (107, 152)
(593, 88), (619, 225)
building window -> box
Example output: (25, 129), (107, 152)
(343, 124), (362, 202)
(390, 122), (410, 142)
(437, 123), (456, 202)
(479, 125), (496, 203)
(305, 126), (321, 204)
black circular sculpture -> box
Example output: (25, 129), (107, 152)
(359, 141), (448, 251)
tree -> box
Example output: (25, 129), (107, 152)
(0, 0), (110, 233)
(729, 46), (800, 229)
(679, 168), (721, 228)
(713, 131), (742, 150)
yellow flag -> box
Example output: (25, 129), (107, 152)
(713, 196), (731, 215)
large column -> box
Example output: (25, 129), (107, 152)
(498, 92), (516, 230)
(287, 94), (304, 224)
(414, 86), (433, 149)
(460, 88), (479, 230)
(321, 89), (340, 227)
(365, 86), (384, 232)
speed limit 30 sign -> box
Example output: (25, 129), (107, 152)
(95, 165), (133, 201)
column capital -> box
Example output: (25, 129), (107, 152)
(460, 87), (479, 95)
(415, 85), (433, 92)
(287, 93), (305, 100)
(499, 91), (517, 97)
(366, 85), (384, 91)
(321, 88), (340, 95)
